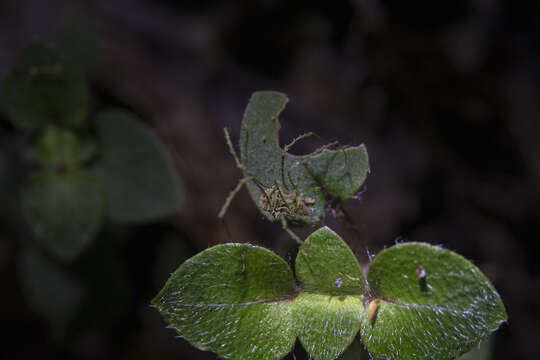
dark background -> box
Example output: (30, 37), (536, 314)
(1, 0), (539, 359)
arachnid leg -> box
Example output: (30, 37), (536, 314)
(218, 176), (252, 219)
(280, 216), (303, 245)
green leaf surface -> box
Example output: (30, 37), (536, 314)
(152, 243), (298, 360)
(1, 42), (89, 131)
(296, 227), (364, 295)
(237, 91), (369, 225)
(20, 169), (105, 260)
(95, 109), (183, 223)
(360, 242), (507, 360)
(295, 293), (363, 360)
(295, 227), (365, 360)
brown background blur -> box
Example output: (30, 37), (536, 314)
(1, 0), (539, 359)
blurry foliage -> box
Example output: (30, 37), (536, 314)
(20, 169), (105, 260)
(1, 42), (89, 131)
(0, 18), (186, 345)
(1, 40), (183, 260)
(95, 109), (183, 224)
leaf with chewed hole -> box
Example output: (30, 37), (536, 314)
(152, 243), (298, 360)
(95, 109), (183, 223)
(294, 227), (365, 360)
(237, 91), (369, 225)
(360, 242), (507, 360)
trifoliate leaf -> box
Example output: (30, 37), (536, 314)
(20, 169), (105, 260)
(235, 91), (369, 225)
(1, 42), (89, 131)
(360, 242), (507, 360)
(95, 109), (183, 223)
(154, 228), (507, 360)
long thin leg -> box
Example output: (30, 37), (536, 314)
(218, 176), (252, 219)
(224, 127), (245, 171)
(281, 217), (303, 245)
(280, 132), (316, 190)
(283, 132), (316, 153)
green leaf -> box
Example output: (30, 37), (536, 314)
(236, 91), (369, 225)
(95, 109), (183, 223)
(294, 227), (365, 360)
(1, 42), (89, 131)
(295, 227), (364, 295)
(20, 169), (105, 260)
(360, 242), (507, 360)
(152, 243), (298, 360)
(32, 126), (96, 169)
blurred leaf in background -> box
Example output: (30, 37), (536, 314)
(0, 42), (89, 131)
(20, 169), (105, 260)
(95, 109), (183, 223)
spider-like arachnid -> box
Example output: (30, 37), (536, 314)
(259, 184), (316, 219)
(219, 127), (352, 244)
